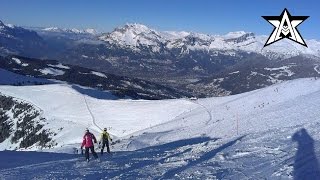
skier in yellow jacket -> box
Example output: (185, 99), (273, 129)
(99, 128), (112, 155)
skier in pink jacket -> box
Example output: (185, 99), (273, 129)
(81, 128), (98, 161)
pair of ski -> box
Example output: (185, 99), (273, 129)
(85, 153), (113, 163)
(79, 148), (112, 162)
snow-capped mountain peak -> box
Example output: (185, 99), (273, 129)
(5, 24), (15, 28)
(84, 28), (97, 35)
(70, 28), (82, 33)
(161, 31), (191, 40)
(42, 27), (97, 35)
(99, 23), (163, 50)
(43, 27), (62, 32)
(224, 31), (249, 38)
(0, 20), (44, 49)
(123, 23), (153, 33)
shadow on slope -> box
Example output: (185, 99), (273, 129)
(0, 151), (75, 170)
(292, 128), (320, 180)
(96, 136), (244, 179)
(92, 136), (218, 179)
(0, 68), (53, 85)
(159, 135), (245, 179)
(71, 85), (118, 100)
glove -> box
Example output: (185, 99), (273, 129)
(111, 139), (113, 142)
(99, 141), (101, 145)
(94, 140), (97, 143)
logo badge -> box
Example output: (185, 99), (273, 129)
(262, 9), (309, 47)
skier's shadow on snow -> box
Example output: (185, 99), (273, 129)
(292, 128), (320, 180)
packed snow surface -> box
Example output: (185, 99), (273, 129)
(1, 78), (320, 179)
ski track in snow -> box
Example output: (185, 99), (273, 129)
(314, 64), (320, 74)
(185, 99), (213, 125)
(1, 78), (320, 179)
(83, 95), (103, 131)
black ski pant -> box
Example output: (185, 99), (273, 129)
(85, 146), (98, 160)
(101, 140), (110, 154)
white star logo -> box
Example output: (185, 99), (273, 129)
(262, 9), (309, 47)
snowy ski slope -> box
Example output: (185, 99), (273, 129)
(1, 78), (320, 179)
(0, 83), (199, 150)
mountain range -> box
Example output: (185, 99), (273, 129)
(1, 20), (320, 97)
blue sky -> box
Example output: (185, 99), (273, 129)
(0, 0), (319, 39)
